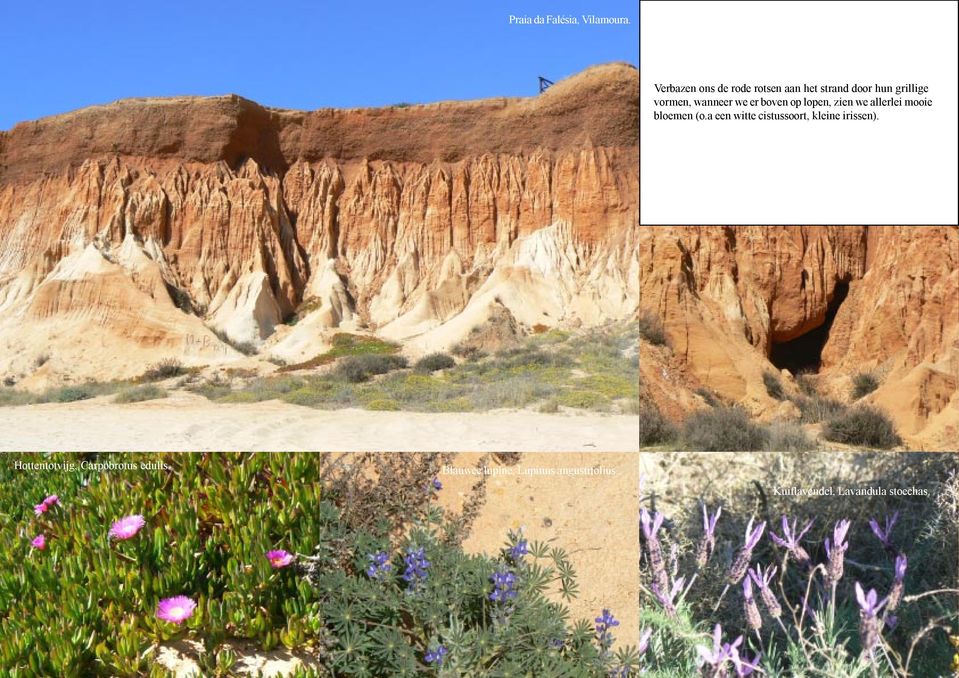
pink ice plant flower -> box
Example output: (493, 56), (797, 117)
(156, 596), (197, 624)
(33, 494), (60, 517)
(266, 550), (295, 568)
(31, 534), (46, 550)
(109, 514), (146, 540)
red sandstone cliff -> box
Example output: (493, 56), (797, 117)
(639, 225), (958, 450)
(0, 64), (639, 384)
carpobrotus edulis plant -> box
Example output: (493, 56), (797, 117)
(1, 452), (322, 676)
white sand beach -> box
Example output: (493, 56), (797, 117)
(0, 393), (639, 452)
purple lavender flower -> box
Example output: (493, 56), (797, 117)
(595, 609), (620, 650)
(489, 568), (518, 603)
(732, 649), (762, 677)
(696, 624), (743, 675)
(424, 644), (448, 666)
(824, 519), (851, 584)
(885, 554), (907, 611)
(402, 546), (431, 591)
(428, 478), (443, 492)
(507, 539), (529, 562)
(748, 564), (782, 618)
(641, 508), (670, 594)
(769, 515), (813, 565)
(869, 511), (899, 555)
(855, 582), (887, 653)
(639, 628), (653, 656)
(366, 551), (392, 580)
(727, 517), (765, 584)
(696, 504), (722, 569)
(651, 576), (685, 617)
(742, 576), (762, 632)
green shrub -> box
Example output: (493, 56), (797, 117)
(851, 371), (880, 400)
(114, 385), (167, 404)
(638, 310), (667, 346)
(575, 373), (637, 399)
(47, 385), (95, 403)
(694, 387), (722, 408)
(278, 334), (400, 373)
(463, 376), (555, 410)
(539, 399), (560, 413)
(366, 398), (401, 411)
(764, 420), (815, 451)
(450, 343), (486, 361)
(493, 347), (572, 370)
(555, 390), (610, 411)
(314, 457), (640, 677)
(141, 358), (184, 382)
(333, 354), (408, 383)
(681, 406), (768, 451)
(795, 370), (818, 397)
(414, 353), (456, 373)
(794, 394), (846, 423)
(762, 371), (785, 400)
(0, 390), (40, 407)
(822, 405), (902, 449)
(640, 402), (678, 447)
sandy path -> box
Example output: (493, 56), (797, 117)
(439, 452), (640, 645)
(0, 394), (639, 452)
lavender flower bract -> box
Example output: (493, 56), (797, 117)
(748, 564), (781, 618)
(641, 508), (670, 594)
(696, 504), (722, 569)
(886, 554), (907, 611)
(651, 576), (685, 617)
(855, 582), (887, 653)
(639, 628), (652, 656)
(732, 649), (762, 677)
(769, 515), (813, 565)
(869, 511), (899, 555)
(824, 519), (851, 584)
(696, 624), (743, 676)
(727, 517), (765, 584)
(742, 576), (762, 632)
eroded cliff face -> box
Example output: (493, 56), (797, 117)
(639, 225), (959, 450)
(0, 63), (639, 385)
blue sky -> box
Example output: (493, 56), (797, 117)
(0, 1), (637, 130)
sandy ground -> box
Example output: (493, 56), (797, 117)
(0, 393), (639, 452)
(439, 452), (640, 646)
(154, 639), (323, 677)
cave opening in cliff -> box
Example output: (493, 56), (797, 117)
(770, 280), (850, 374)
